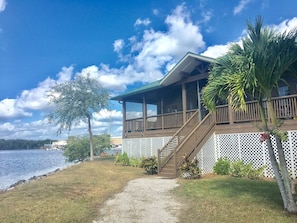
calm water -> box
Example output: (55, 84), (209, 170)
(0, 149), (71, 190)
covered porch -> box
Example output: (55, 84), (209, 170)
(123, 94), (297, 137)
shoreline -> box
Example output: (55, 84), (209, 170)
(0, 163), (77, 193)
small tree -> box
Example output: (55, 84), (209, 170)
(93, 134), (111, 156)
(64, 136), (90, 162)
(64, 134), (110, 162)
(47, 75), (110, 161)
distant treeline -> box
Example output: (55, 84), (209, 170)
(0, 139), (55, 150)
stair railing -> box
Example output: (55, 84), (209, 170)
(158, 110), (199, 173)
(174, 113), (215, 174)
(158, 112), (216, 177)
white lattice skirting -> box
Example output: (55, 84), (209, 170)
(198, 131), (297, 178)
(122, 131), (297, 178)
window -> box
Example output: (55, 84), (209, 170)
(278, 86), (289, 97)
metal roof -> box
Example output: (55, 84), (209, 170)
(111, 52), (215, 101)
(111, 80), (162, 101)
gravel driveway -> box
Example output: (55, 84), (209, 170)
(93, 176), (181, 223)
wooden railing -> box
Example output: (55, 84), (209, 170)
(157, 110), (199, 168)
(125, 117), (144, 132)
(175, 113), (215, 174)
(125, 111), (184, 132)
(125, 95), (297, 133)
(158, 113), (215, 177)
(216, 94), (297, 124)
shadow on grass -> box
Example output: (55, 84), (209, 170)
(180, 175), (283, 208)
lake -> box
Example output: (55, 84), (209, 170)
(0, 149), (72, 190)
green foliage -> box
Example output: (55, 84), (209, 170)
(47, 75), (110, 161)
(64, 136), (90, 162)
(246, 165), (266, 180)
(47, 75), (110, 134)
(114, 152), (130, 166)
(64, 134), (110, 162)
(140, 156), (158, 174)
(0, 138), (54, 150)
(213, 157), (231, 175)
(230, 160), (248, 177)
(230, 160), (266, 179)
(93, 134), (110, 156)
(271, 128), (288, 141)
(129, 157), (140, 167)
(179, 155), (201, 179)
(121, 152), (130, 166)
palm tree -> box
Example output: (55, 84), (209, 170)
(203, 17), (297, 213)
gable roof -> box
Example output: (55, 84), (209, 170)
(111, 52), (215, 101)
(160, 52), (215, 86)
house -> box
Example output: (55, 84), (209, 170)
(111, 52), (297, 178)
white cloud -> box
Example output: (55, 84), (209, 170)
(273, 17), (297, 34)
(0, 66), (73, 120)
(0, 0), (6, 12)
(233, 0), (252, 15)
(131, 4), (205, 80)
(201, 44), (230, 58)
(0, 99), (32, 119)
(113, 39), (125, 53)
(134, 18), (151, 27)
(152, 9), (159, 16)
(78, 4), (205, 92)
(202, 17), (297, 59)
(0, 108), (123, 140)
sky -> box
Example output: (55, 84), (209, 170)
(0, 0), (297, 140)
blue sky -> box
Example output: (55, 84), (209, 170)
(0, 0), (296, 140)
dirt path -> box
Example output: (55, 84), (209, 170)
(93, 176), (181, 223)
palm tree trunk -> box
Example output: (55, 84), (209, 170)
(266, 99), (297, 213)
(258, 102), (288, 209)
(88, 117), (94, 161)
(275, 137), (297, 213)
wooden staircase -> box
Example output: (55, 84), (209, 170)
(157, 111), (216, 178)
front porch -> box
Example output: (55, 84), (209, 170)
(123, 94), (297, 138)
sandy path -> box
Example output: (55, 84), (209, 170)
(93, 176), (181, 223)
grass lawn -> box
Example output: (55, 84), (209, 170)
(174, 174), (297, 223)
(1, 158), (296, 223)
(0, 158), (143, 223)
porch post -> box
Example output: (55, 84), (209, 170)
(161, 97), (164, 130)
(228, 96), (234, 124)
(182, 83), (187, 124)
(143, 95), (146, 132)
(122, 101), (126, 137)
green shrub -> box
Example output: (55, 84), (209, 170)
(140, 156), (158, 174)
(230, 160), (248, 177)
(246, 164), (267, 179)
(129, 157), (140, 167)
(114, 152), (130, 166)
(114, 153), (122, 164)
(121, 152), (130, 165)
(179, 155), (201, 179)
(230, 160), (266, 179)
(213, 157), (230, 175)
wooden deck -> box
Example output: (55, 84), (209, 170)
(124, 94), (297, 138)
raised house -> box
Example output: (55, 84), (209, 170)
(111, 52), (297, 178)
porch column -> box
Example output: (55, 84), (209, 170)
(143, 95), (146, 132)
(228, 96), (234, 124)
(161, 97), (164, 130)
(182, 83), (187, 124)
(122, 101), (127, 137)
